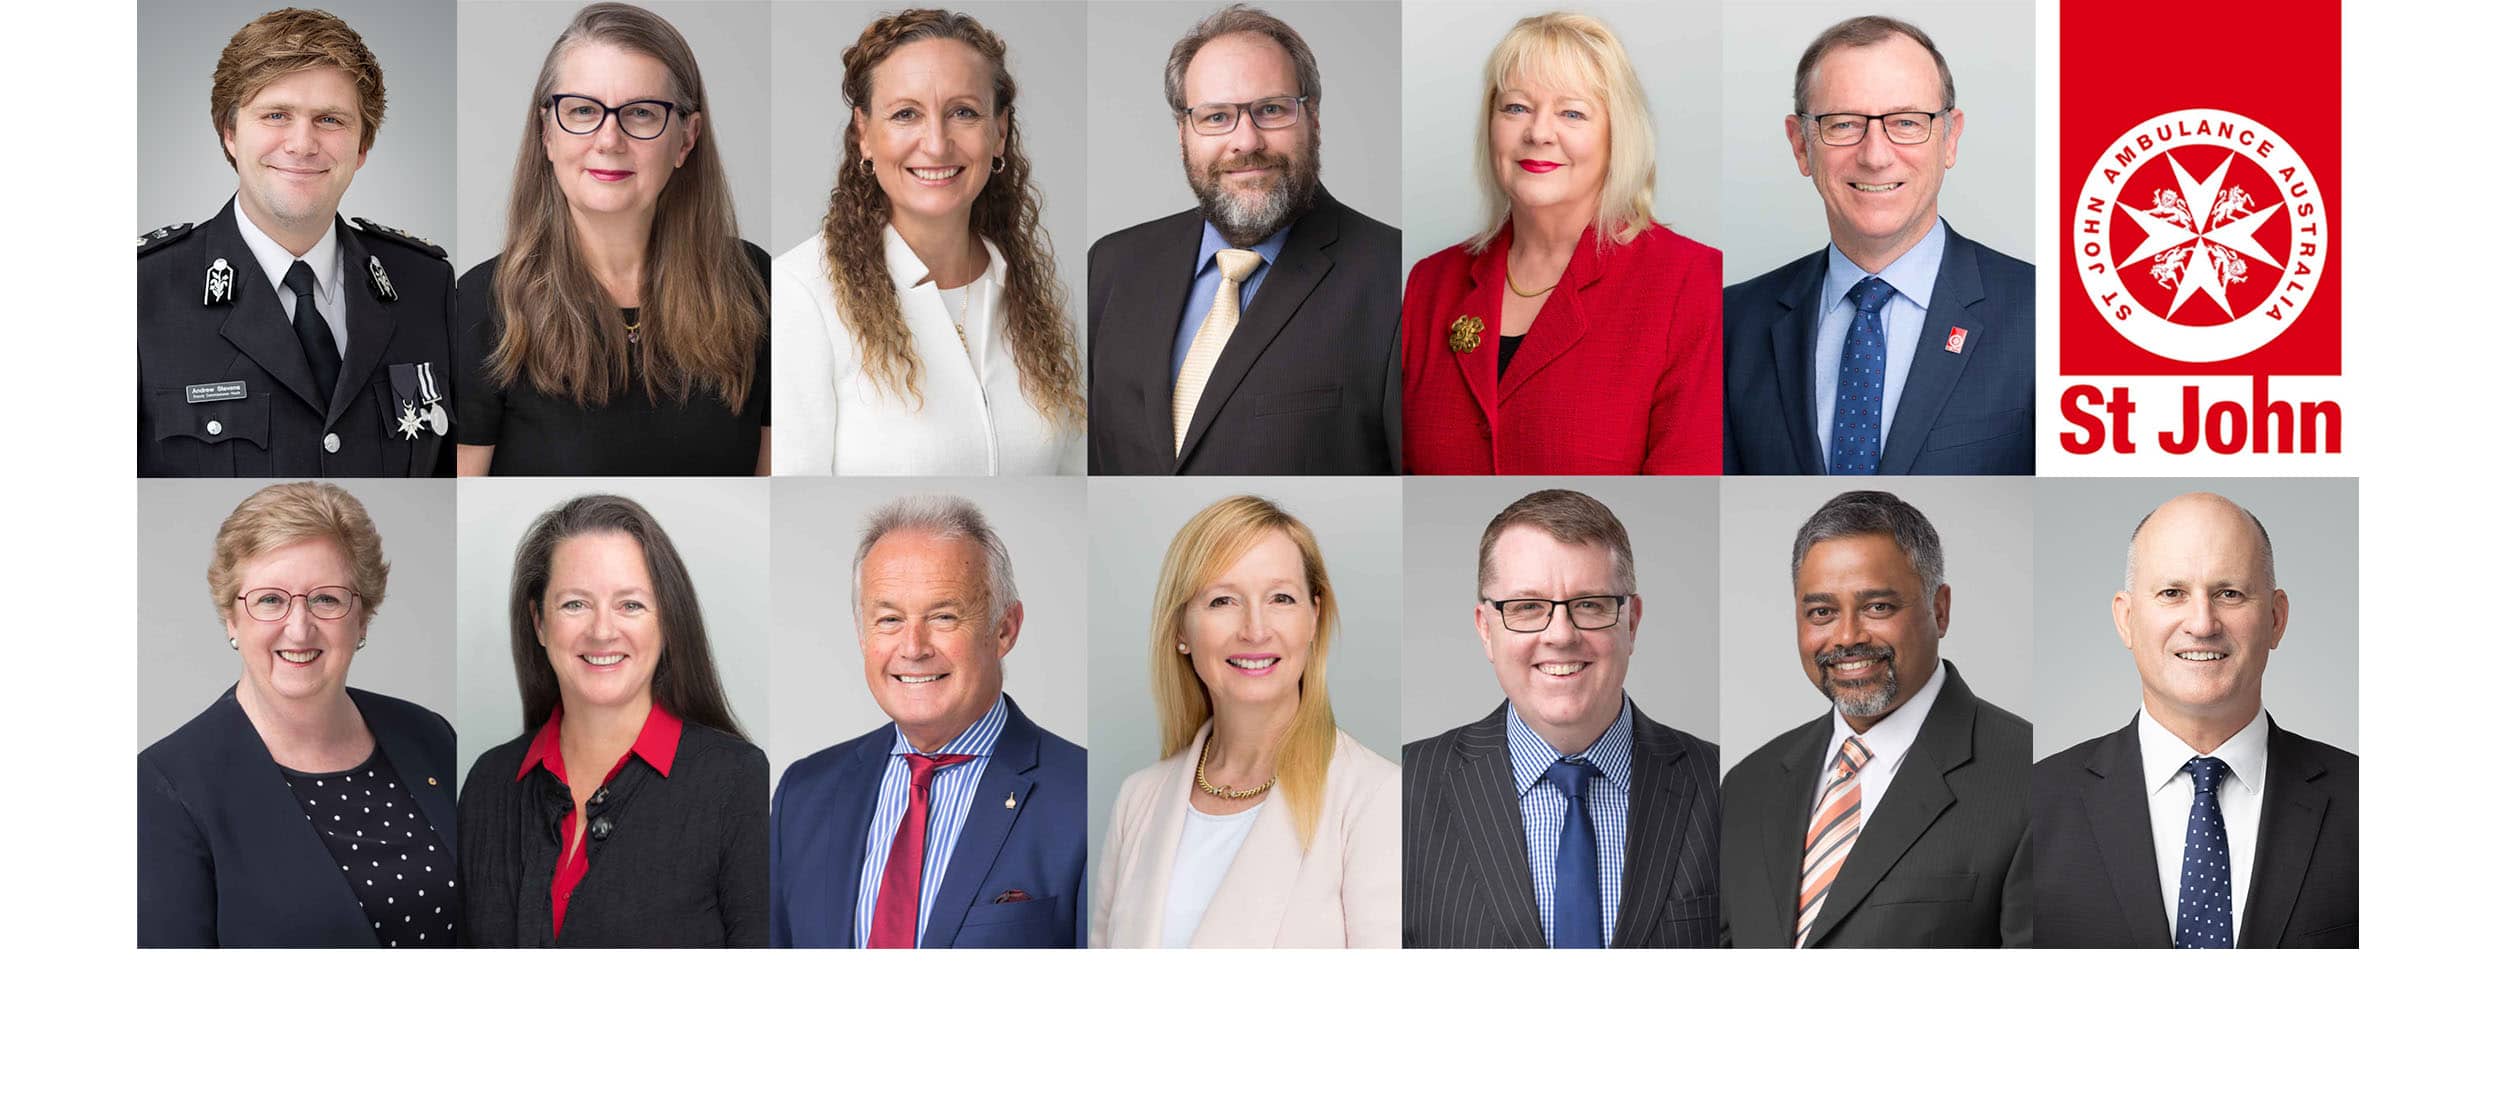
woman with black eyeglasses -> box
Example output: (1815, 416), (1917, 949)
(453, 2), (770, 477)
(139, 482), (460, 947)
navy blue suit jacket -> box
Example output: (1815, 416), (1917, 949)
(1722, 222), (2035, 475)
(138, 687), (458, 947)
(770, 694), (1087, 947)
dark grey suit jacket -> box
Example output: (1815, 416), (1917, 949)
(1720, 660), (2033, 947)
(2032, 716), (2357, 948)
(1403, 699), (1720, 948)
(1086, 185), (1400, 474)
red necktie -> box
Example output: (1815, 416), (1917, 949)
(867, 753), (970, 948)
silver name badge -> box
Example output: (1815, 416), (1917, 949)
(185, 381), (248, 404)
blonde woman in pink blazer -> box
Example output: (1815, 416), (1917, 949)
(1093, 496), (1399, 948)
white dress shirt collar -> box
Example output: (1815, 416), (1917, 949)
(233, 196), (342, 306)
(882, 223), (1007, 293)
(1820, 659), (1947, 822)
(2137, 706), (2269, 799)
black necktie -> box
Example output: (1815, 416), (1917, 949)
(283, 260), (343, 406)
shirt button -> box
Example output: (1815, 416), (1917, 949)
(206, 420), (223, 436)
(324, 432), (341, 453)
(589, 816), (615, 841)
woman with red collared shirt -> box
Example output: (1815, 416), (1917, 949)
(458, 494), (766, 947)
(1402, 11), (1721, 475)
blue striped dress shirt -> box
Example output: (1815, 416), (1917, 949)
(1508, 697), (1634, 947)
(853, 694), (1008, 947)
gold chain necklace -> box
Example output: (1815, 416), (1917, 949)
(1505, 267), (1557, 298)
(1195, 745), (1278, 800)
(949, 288), (971, 352)
(622, 311), (642, 346)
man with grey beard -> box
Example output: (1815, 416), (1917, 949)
(1086, 4), (1401, 475)
(1719, 489), (2031, 947)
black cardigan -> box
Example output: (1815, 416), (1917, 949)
(457, 720), (767, 947)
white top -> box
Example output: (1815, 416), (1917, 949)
(232, 196), (349, 359)
(2139, 706), (2268, 940)
(1160, 800), (1265, 949)
(1818, 660), (1945, 824)
(771, 227), (1084, 475)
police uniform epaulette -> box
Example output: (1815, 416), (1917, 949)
(350, 217), (449, 261)
(137, 222), (194, 257)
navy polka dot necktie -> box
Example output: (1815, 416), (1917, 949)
(1829, 277), (1896, 475)
(2174, 756), (2235, 949)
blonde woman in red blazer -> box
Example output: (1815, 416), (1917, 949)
(1401, 11), (1722, 475)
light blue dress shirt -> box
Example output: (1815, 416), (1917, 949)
(1167, 220), (1291, 382)
(1813, 218), (1947, 464)
(853, 694), (1008, 947)
(1507, 696), (1634, 947)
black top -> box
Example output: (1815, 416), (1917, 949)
(280, 747), (456, 948)
(457, 720), (768, 948)
(1497, 334), (1524, 378)
(453, 241), (769, 475)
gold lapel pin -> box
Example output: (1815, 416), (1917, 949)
(1004, 793), (1017, 809)
(1448, 315), (1485, 355)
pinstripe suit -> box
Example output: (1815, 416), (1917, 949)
(1721, 661), (2033, 947)
(1403, 699), (1721, 948)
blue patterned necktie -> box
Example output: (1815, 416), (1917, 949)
(2174, 756), (2235, 949)
(1546, 758), (1602, 949)
(1829, 276), (1897, 475)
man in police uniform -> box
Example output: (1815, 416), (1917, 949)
(139, 7), (454, 477)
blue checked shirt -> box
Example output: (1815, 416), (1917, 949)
(1508, 697), (1634, 947)
(853, 694), (1008, 947)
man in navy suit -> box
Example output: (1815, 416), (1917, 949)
(771, 497), (1086, 948)
(1724, 16), (2033, 476)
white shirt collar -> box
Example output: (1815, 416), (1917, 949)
(2138, 706), (2270, 798)
(881, 223), (1007, 293)
(231, 195), (341, 305)
(1823, 658), (1947, 775)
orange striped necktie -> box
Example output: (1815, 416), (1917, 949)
(1795, 735), (1872, 947)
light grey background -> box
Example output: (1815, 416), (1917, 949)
(139, 479), (458, 747)
(455, 0), (771, 271)
(454, 477), (770, 788)
(767, 476), (1089, 794)
(1718, 476), (2032, 773)
(1398, 1), (1722, 276)
(2032, 478), (2358, 760)
(1400, 477), (1718, 744)
(1085, 0), (1403, 247)
(1085, 477), (1403, 870)
(766, 0), (1089, 339)
(138, 0), (457, 245)
(1718, 0), (2033, 284)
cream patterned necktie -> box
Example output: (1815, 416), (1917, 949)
(1172, 248), (1263, 455)
(1795, 734), (1871, 947)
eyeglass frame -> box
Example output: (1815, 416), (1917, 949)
(1480, 595), (1631, 633)
(544, 93), (685, 140)
(1179, 95), (1309, 137)
(1797, 109), (1952, 147)
(235, 586), (362, 622)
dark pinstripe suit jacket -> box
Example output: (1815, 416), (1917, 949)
(1402, 698), (1720, 948)
(1720, 661), (2033, 947)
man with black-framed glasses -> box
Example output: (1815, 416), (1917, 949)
(1403, 489), (1720, 949)
(1723, 14), (2034, 477)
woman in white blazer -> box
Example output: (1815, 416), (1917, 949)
(773, 9), (1085, 475)
(1094, 496), (1400, 948)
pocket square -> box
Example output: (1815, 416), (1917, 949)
(991, 889), (1031, 904)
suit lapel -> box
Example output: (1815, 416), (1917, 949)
(1447, 707), (1544, 947)
(210, 689), (374, 945)
(1192, 752), (1305, 947)
(330, 220), (392, 429)
(1177, 191), (1342, 466)
(359, 695), (455, 844)
(1118, 731), (1201, 945)
(210, 202), (326, 414)
(1612, 702), (1695, 948)
(1114, 212), (1202, 474)
(1876, 225), (1984, 474)
(2082, 719), (2174, 946)
(820, 732), (893, 946)
(1496, 227), (1597, 397)
(1452, 239), (1505, 430)
(1805, 669), (1972, 946)
(1761, 721), (1824, 934)
(1771, 253), (1829, 473)
(918, 703), (1038, 949)
(2241, 719), (2329, 949)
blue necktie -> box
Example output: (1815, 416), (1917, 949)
(2174, 756), (2234, 949)
(1546, 758), (1602, 949)
(1829, 276), (1897, 475)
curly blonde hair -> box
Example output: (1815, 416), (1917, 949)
(208, 482), (390, 628)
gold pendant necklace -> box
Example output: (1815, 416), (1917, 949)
(1196, 745), (1278, 800)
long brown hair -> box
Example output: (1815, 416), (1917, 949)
(490, 2), (765, 413)
(823, 9), (1083, 429)
(506, 494), (744, 740)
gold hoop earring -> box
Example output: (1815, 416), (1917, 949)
(991, 155), (1005, 173)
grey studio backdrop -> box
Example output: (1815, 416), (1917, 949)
(1085, 477), (1403, 872)
(1084, 0), (1403, 247)
(766, 477), (1090, 794)
(1717, 0), (2033, 283)
(453, 478), (771, 788)
(767, 0), (1089, 340)
(1398, 0), (1722, 277)
(454, 0), (772, 272)
(2031, 478), (2357, 760)
(139, 480), (458, 748)
(137, 0), (458, 244)
(1400, 477), (1718, 744)
(1717, 476), (2032, 773)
